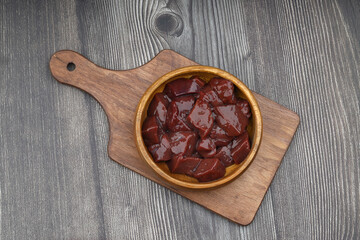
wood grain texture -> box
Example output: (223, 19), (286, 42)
(49, 49), (298, 225)
(1, 0), (359, 239)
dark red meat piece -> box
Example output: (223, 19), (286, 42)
(236, 98), (251, 118)
(187, 100), (214, 138)
(193, 158), (226, 182)
(173, 95), (196, 118)
(166, 101), (192, 132)
(210, 124), (233, 146)
(197, 138), (217, 158)
(167, 155), (201, 175)
(214, 105), (248, 136)
(164, 76), (206, 99)
(214, 145), (234, 167)
(198, 85), (223, 107)
(142, 116), (161, 145)
(169, 131), (197, 156)
(231, 132), (251, 164)
(209, 77), (236, 104)
(147, 93), (170, 126)
(148, 134), (172, 162)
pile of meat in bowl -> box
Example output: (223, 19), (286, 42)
(142, 76), (252, 182)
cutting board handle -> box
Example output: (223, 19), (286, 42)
(49, 50), (119, 106)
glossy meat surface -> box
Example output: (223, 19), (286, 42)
(147, 93), (170, 126)
(164, 76), (206, 99)
(209, 77), (236, 104)
(210, 124), (233, 146)
(169, 131), (197, 156)
(187, 100), (214, 138)
(214, 105), (248, 136)
(142, 75), (252, 182)
(148, 134), (172, 162)
(214, 145), (234, 167)
(197, 138), (217, 158)
(167, 155), (201, 175)
(231, 132), (251, 164)
(142, 116), (161, 145)
(198, 85), (223, 107)
(192, 158), (226, 182)
(173, 95), (196, 118)
(166, 102), (192, 132)
(236, 99), (251, 118)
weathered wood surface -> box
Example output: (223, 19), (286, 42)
(1, 0), (359, 239)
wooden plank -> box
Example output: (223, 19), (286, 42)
(0, 1), (106, 239)
(0, 0), (359, 239)
(244, 0), (360, 238)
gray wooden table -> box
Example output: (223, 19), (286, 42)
(1, 0), (359, 239)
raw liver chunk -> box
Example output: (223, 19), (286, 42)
(210, 124), (233, 146)
(166, 102), (192, 132)
(147, 93), (170, 127)
(164, 76), (206, 99)
(193, 158), (226, 182)
(214, 105), (248, 136)
(209, 77), (236, 104)
(198, 85), (223, 107)
(197, 138), (217, 158)
(214, 145), (234, 167)
(148, 134), (172, 162)
(142, 116), (161, 145)
(167, 155), (201, 175)
(231, 132), (251, 164)
(173, 95), (196, 118)
(169, 131), (197, 156)
(236, 99), (251, 118)
(187, 100), (214, 138)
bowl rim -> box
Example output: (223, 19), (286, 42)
(134, 65), (263, 189)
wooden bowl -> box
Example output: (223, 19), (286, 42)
(134, 66), (263, 189)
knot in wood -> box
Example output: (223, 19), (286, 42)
(154, 11), (183, 37)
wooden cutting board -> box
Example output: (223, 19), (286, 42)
(49, 50), (300, 225)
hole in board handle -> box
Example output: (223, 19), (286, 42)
(67, 62), (76, 71)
